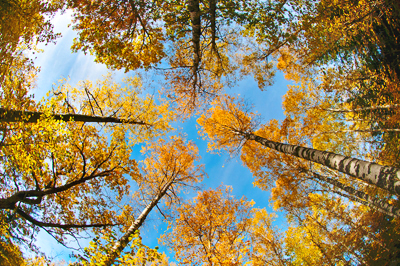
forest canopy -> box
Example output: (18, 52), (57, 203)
(1, 0), (400, 265)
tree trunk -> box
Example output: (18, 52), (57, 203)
(308, 170), (400, 218)
(103, 180), (173, 265)
(240, 131), (400, 196)
(188, 0), (201, 86)
(0, 108), (148, 125)
(209, 0), (217, 54)
(323, 104), (400, 113)
(321, 129), (400, 134)
(334, 189), (398, 218)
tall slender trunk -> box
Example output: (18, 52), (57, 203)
(334, 189), (398, 218)
(323, 104), (400, 113)
(188, 0), (201, 86)
(103, 180), (173, 266)
(0, 108), (149, 125)
(321, 129), (400, 134)
(239, 131), (400, 196)
(308, 170), (400, 218)
(209, 0), (217, 54)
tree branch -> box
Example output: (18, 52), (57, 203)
(16, 208), (118, 229)
(0, 108), (150, 126)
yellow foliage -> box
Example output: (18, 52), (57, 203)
(161, 186), (254, 265)
(197, 95), (259, 155)
(76, 230), (166, 266)
(71, 0), (165, 71)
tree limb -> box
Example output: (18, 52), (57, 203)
(16, 208), (118, 229)
(0, 108), (150, 126)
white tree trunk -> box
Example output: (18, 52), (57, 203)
(241, 131), (400, 196)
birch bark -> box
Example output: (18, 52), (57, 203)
(240, 131), (400, 196)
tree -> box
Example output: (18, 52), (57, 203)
(198, 94), (400, 263)
(249, 209), (290, 266)
(0, 55), (172, 252)
(160, 0), (282, 113)
(69, 0), (279, 115)
(70, 0), (165, 71)
(1, 112), (138, 246)
(198, 95), (400, 197)
(251, 0), (400, 167)
(161, 186), (254, 265)
(103, 136), (204, 265)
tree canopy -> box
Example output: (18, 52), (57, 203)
(2, 0), (400, 264)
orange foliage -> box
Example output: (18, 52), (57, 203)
(161, 186), (254, 265)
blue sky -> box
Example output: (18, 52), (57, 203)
(31, 10), (292, 264)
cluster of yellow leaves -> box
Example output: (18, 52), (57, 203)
(49, 73), (174, 145)
(0, 218), (26, 265)
(71, 0), (165, 71)
(276, 50), (304, 83)
(281, 76), (361, 156)
(0, 0), (62, 70)
(285, 196), (352, 265)
(161, 186), (254, 265)
(1, 113), (69, 188)
(249, 209), (288, 266)
(76, 230), (167, 266)
(0, 53), (38, 110)
(138, 135), (204, 201)
(283, 192), (400, 265)
(197, 95), (259, 154)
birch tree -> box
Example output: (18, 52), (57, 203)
(102, 136), (204, 265)
(198, 95), (400, 198)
